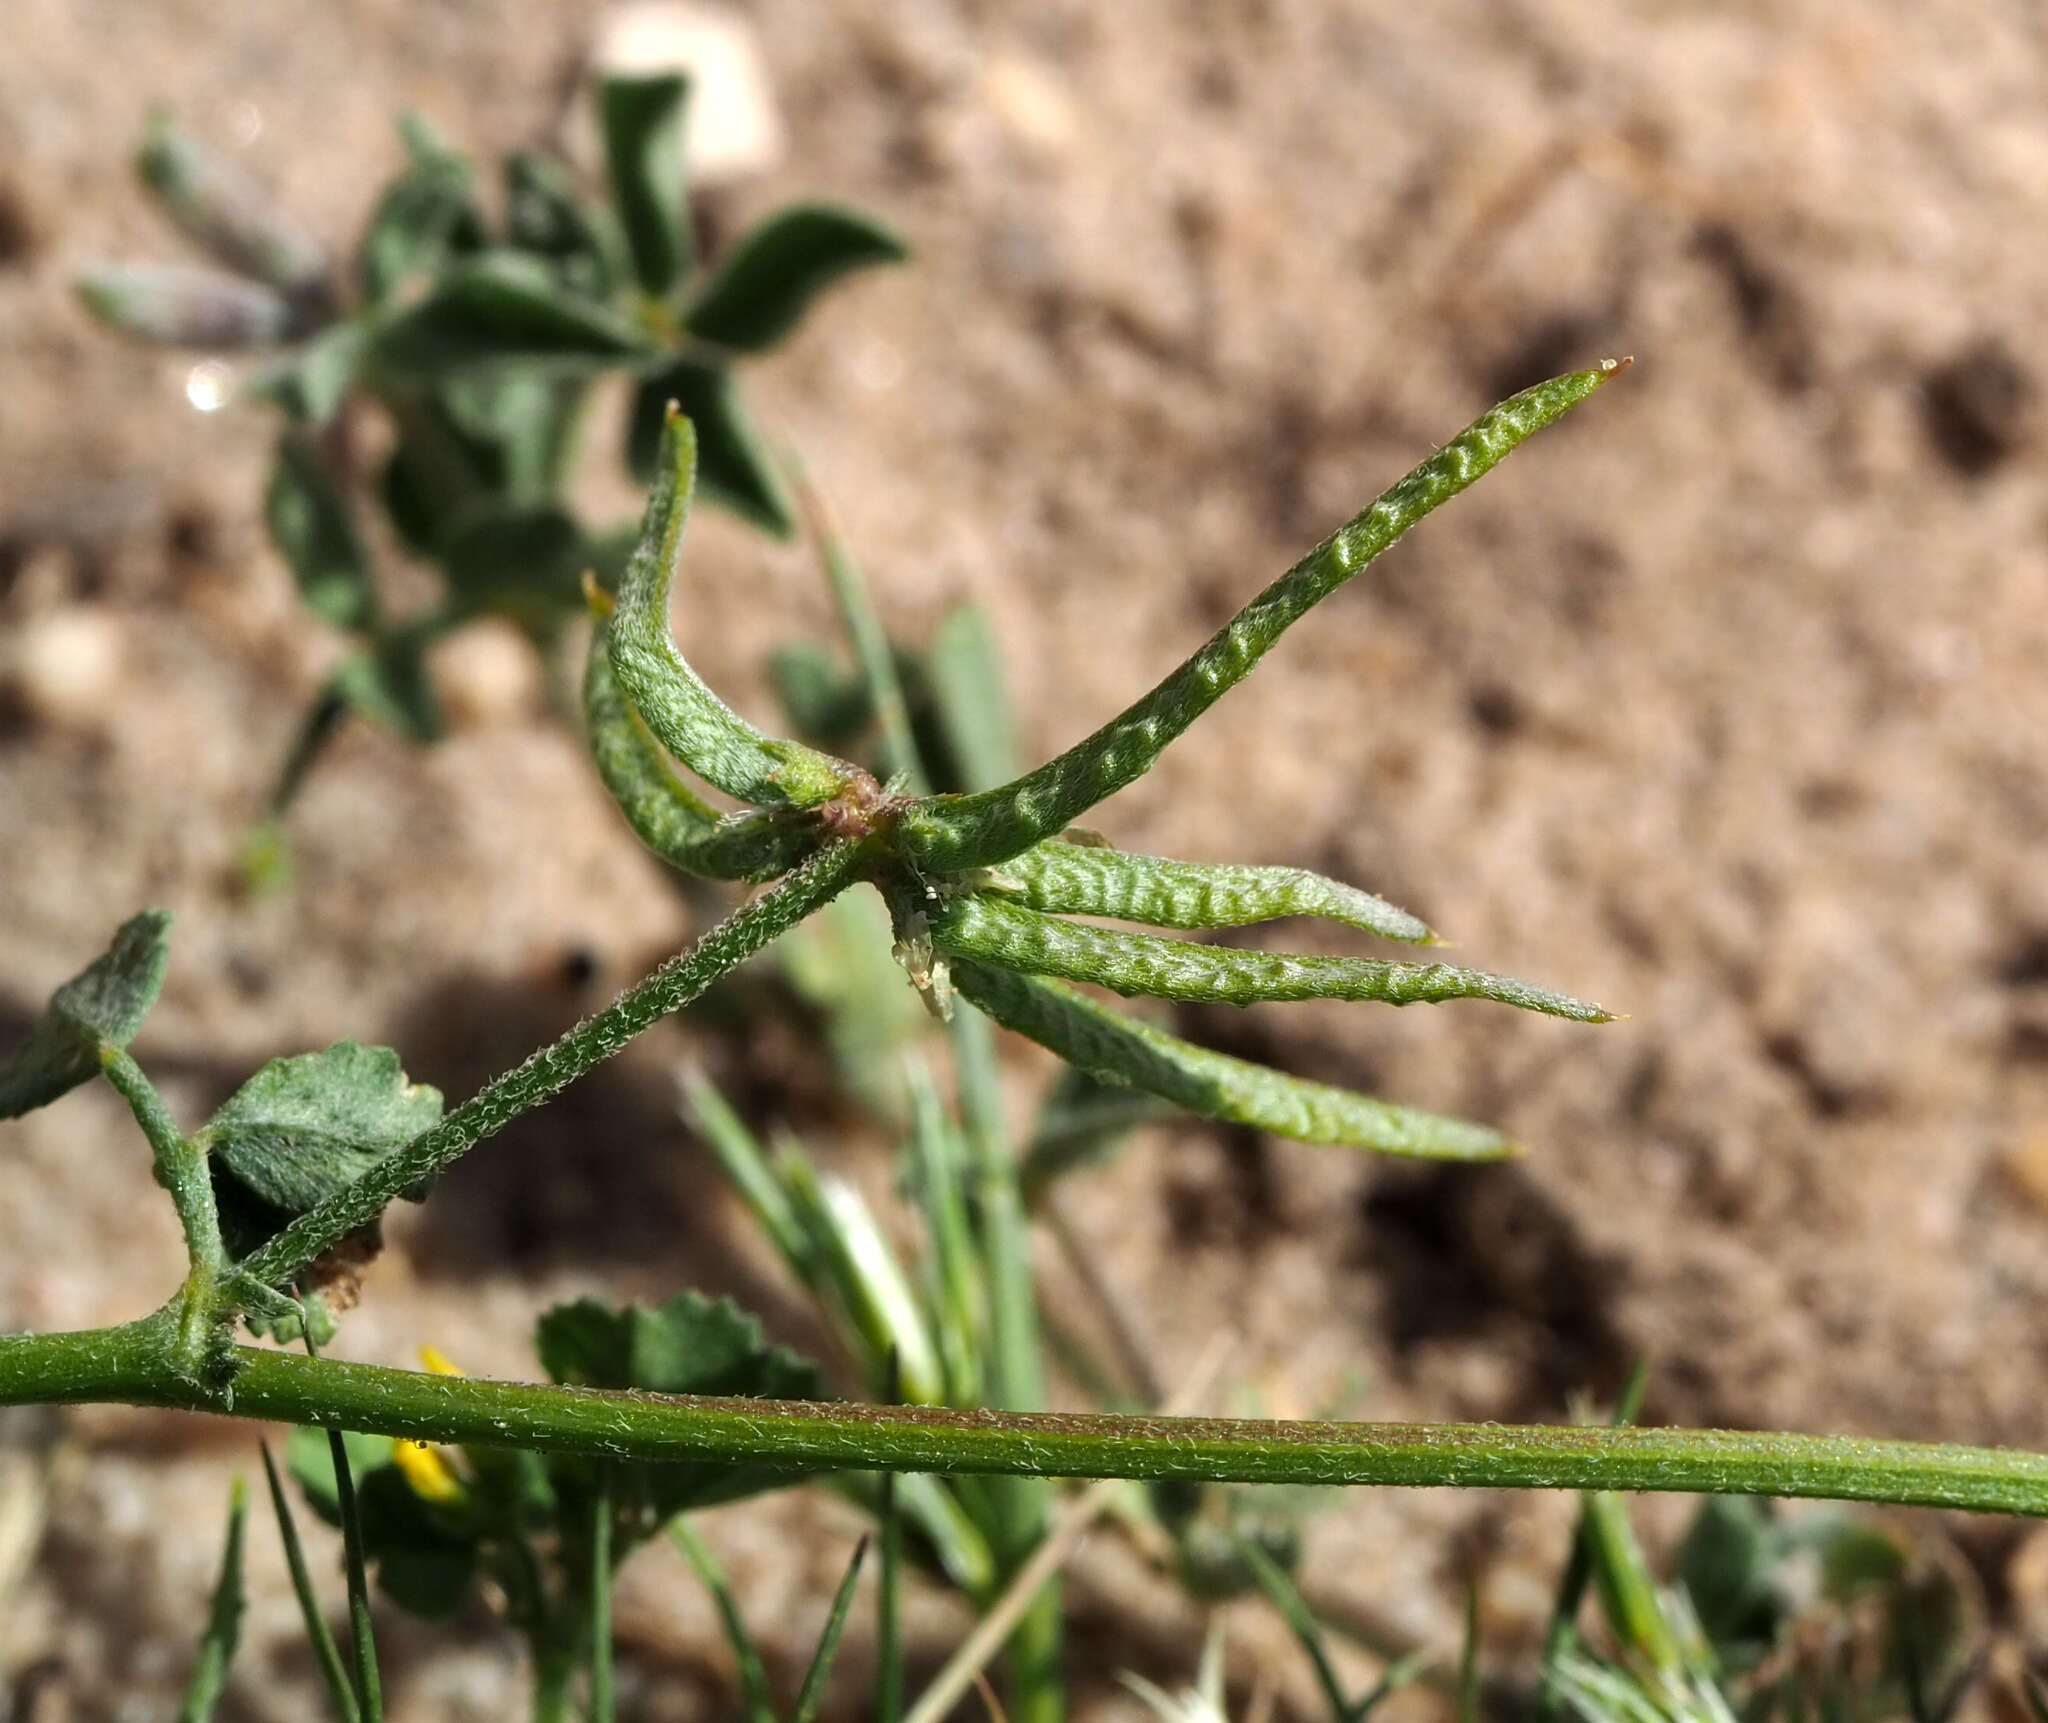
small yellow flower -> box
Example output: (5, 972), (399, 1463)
(394, 1345), (471, 1505)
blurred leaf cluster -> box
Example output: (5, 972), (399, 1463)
(80, 82), (905, 813)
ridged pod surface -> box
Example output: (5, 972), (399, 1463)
(932, 892), (1608, 1019)
(996, 839), (1430, 941)
(899, 366), (1622, 872)
(949, 958), (1512, 1160)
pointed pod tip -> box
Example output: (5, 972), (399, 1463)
(1598, 355), (1636, 378)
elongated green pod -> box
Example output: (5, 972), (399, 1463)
(608, 410), (861, 808)
(949, 959), (1513, 1160)
(996, 839), (1431, 942)
(583, 624), (812, 880)
(900, 366), (1623, 871)
(933, 893), (1609, 1021)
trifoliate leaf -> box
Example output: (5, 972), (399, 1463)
(598, 73), (692, 297)
(536, 1291), (823, 1515)
(207, 1041), (443, 1217)
(684, 203), (909, 353)
(627, 359), (794, 536)
(0, 910), (172, 1118)
(265, 432), (375, 631)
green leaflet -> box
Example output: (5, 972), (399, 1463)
(685, 203), (910, 354)
(949, 959), (1513, 1161)
(898, 366), (1623, 872)
(0, 910), (172, 1118)
(931, 893), (1609, 1020)
(606, 410), (857, 807)
(77, 264), (296, 348)
(138, 114), (327, 294)
(598, 73), (692, 297)
(582, 626), (808, 881)
(995, 839), (1431, 942)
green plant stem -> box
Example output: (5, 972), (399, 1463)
(237, 838), (869, 1295)
(100, 1044), (224, 1277)
(951, 1005), (1063, 1723)
(588, 1468), (613, 1723)
(260, 1441), (362, 1723)
(8, 1320), (2048, 1514)
(328, 1426), (385, 1723)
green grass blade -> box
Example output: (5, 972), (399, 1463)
(177, 1480), (249, 1723)
(583, 626), (809, 882)
(1458, 1581), (1481, 1723)
(671, 1520), (777, 1723)
(589, 1468), (615, 1723)
(899, 366), (1623, 871)
(929, 603), (1022, 792)
(790, 458), (928, 795)
(327, 1427), (385, 1723)
(608, 410), (858, 808)
(932, 892), (1609, 1020)
(791, 1535), (871, 1723)
(1236, 1531), (1353, 1723)
(877, 1472), (905, 1723)
(778, 1139), (946, 1405)
(996, 841), (1431, 942)
(904, 1054), (986, 1407)
(950, 959), (1514, 1160)
(679, 1067), (813, 1275)
(261, 1441), (361, 1723)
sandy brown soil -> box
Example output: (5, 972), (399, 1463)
(6, 1), (2048, 1718)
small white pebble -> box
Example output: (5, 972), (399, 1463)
(429, 618), (544, 729)
(593, 2), (785, 183)
(8, 607), (125, 731)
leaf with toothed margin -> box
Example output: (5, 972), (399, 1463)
(950, 958), (1516, 1161)
(896, 366), (1627, 874)
(205, 1042), (443, 1261)
(931, 893), (1610, 1019)
(0, 911), (172, 1119)
(536, 1291), (825, 1517)
(685, 203), (909, 353)
(994, 839), (1432, 942)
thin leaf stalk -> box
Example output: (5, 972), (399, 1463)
(237, 838), (870, 1295)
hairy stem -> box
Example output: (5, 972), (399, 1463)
(100, 1044), (224, 1276)
(5, 1322), (2048, 1516)
(237, 840), (870, 1294)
